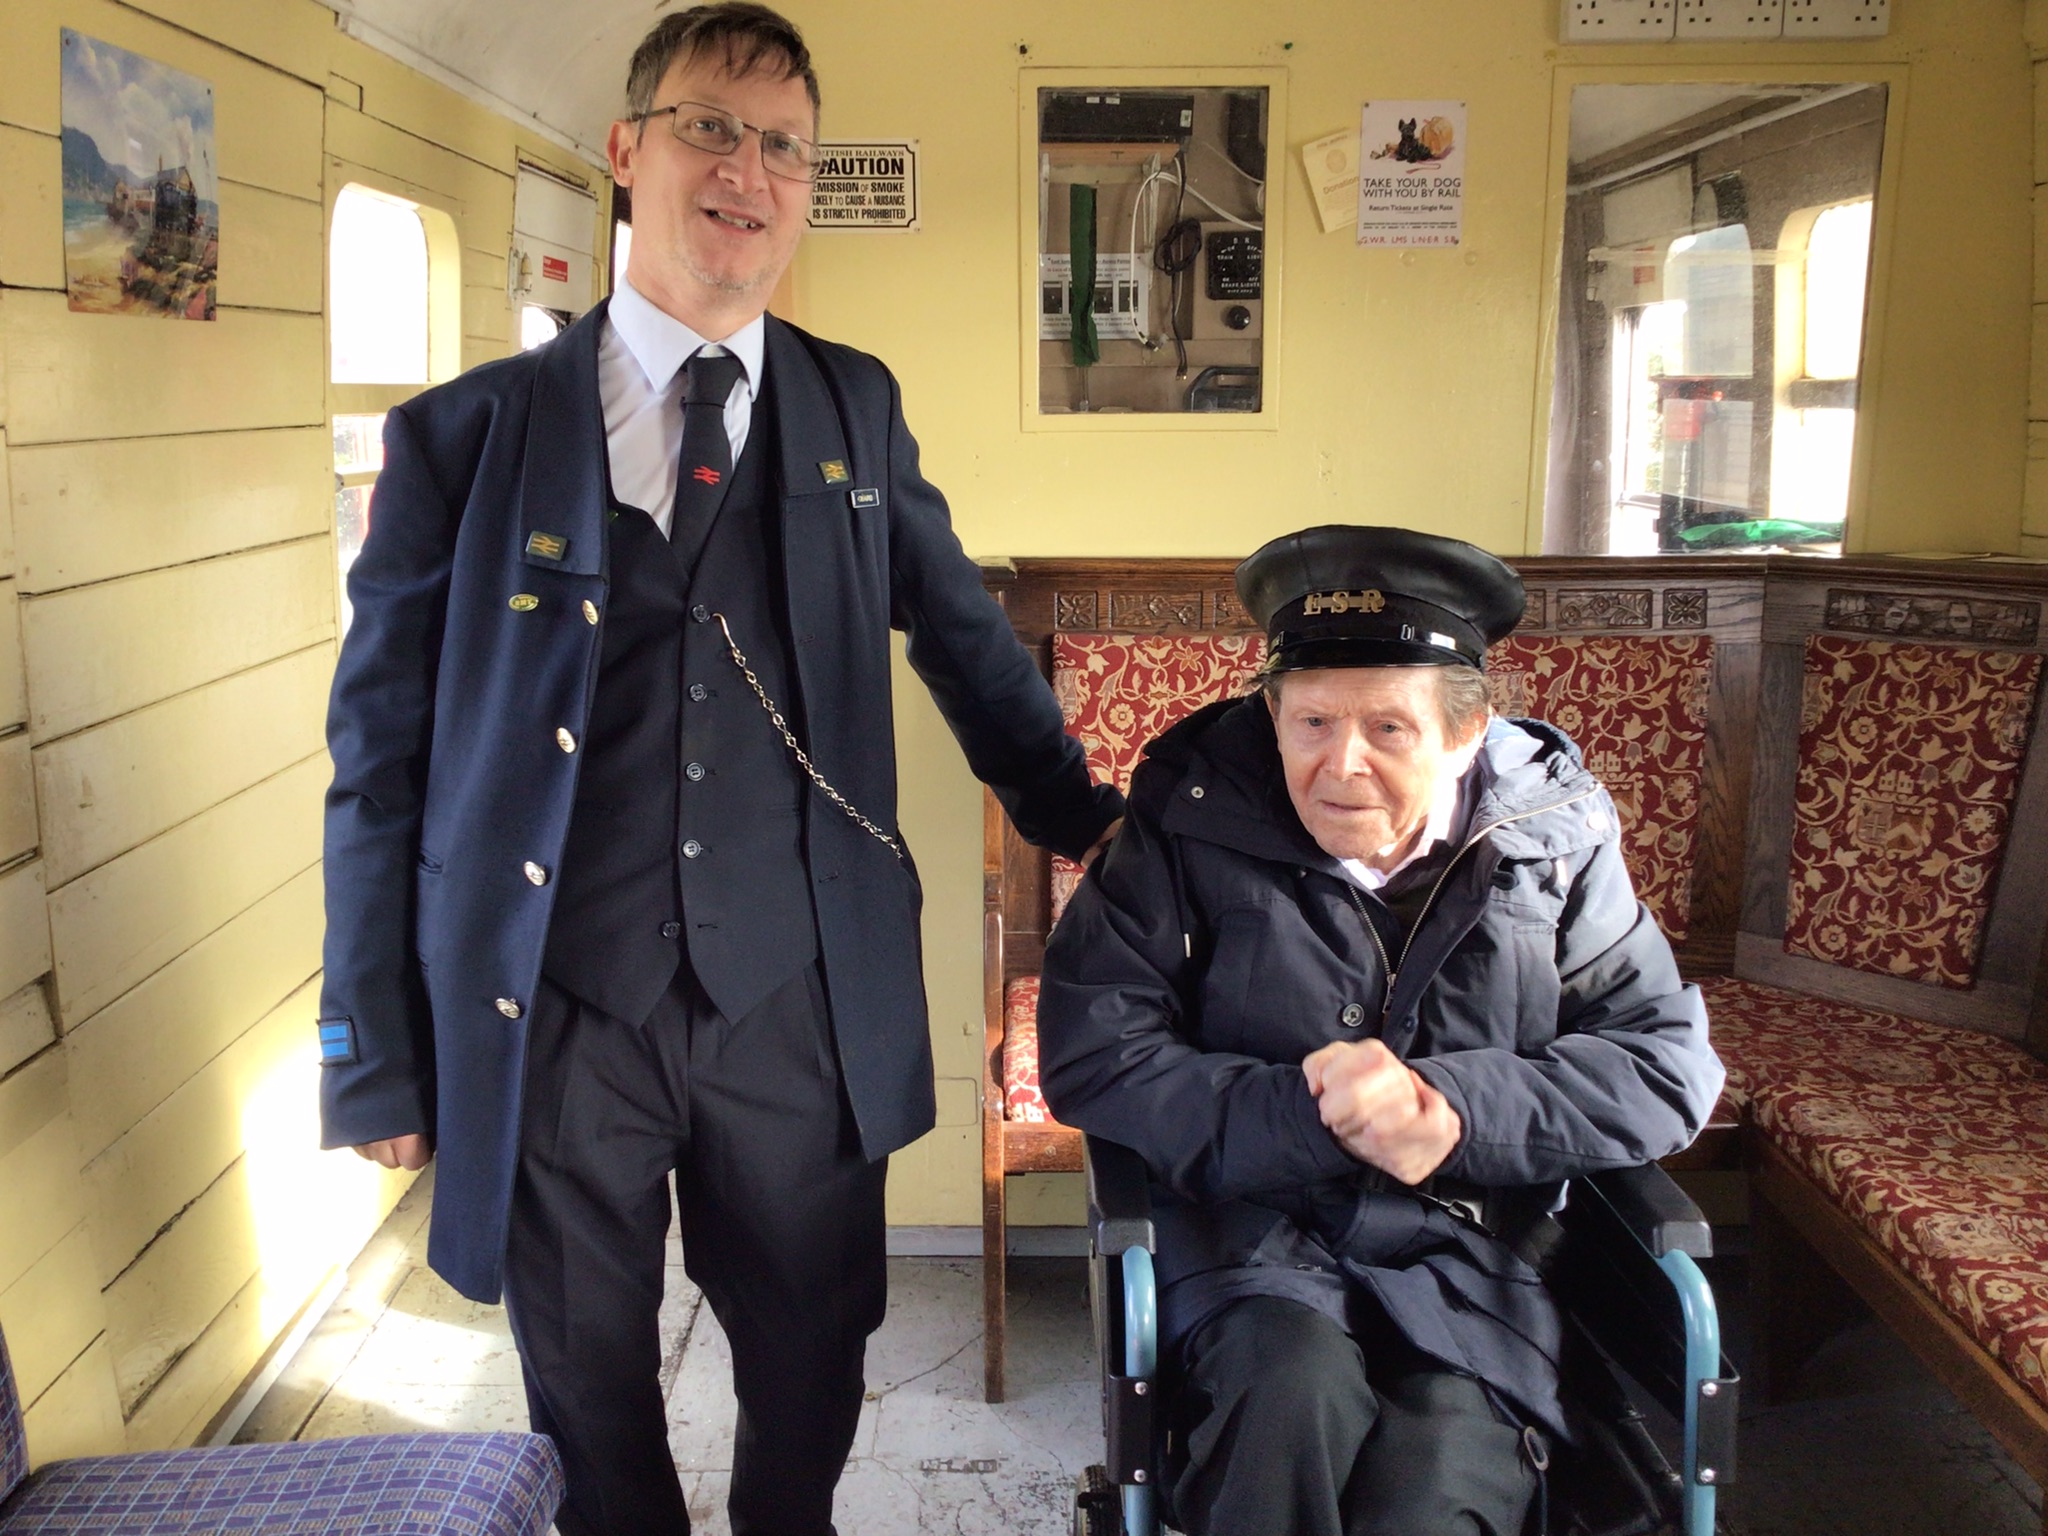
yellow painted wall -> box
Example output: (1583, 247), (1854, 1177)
(815, 0), (2036, 1224)
(0, 0), (593, 1462)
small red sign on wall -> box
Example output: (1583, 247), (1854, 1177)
(541, 255), (569, 284)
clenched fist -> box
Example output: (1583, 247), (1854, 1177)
(1303, 1038), (1461, 1185)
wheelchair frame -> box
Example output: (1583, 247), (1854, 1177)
(1076, 1137), (1738, 1536)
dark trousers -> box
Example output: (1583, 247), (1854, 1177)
(1171, 1295), (1538, 1536)
(502, 966), (888, 1536)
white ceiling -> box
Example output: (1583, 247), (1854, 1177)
(313, 7), (1844, 180)
(318, 0), (651, 164)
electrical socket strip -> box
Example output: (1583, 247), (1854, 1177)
(1567, 0), (1888, 40)
(1783, 0), (1889, 36)
(1561, 0), (1676, 42)
(1676, 0), (1785, 37)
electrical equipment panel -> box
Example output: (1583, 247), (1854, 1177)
(1192, 226), (1262, 340)
(1040, 91), (1195, 145)
(1036, 84), (1268, 415)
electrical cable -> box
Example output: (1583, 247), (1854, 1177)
(1127, 165), (1178, 347)
(1192, 134), (1264, 188)
(1156, 221), (1201, 378)
(1155, 153), (1201, 377)
(1179, 180), (1261, 230)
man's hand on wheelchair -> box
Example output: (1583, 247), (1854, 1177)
(1303, 1039), (1462, 1185)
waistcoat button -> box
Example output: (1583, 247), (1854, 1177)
(523, 861), (548, 886)
(682, 839), (704, 859)
(660, 921), (682, 939)
(686, 762), (706, 782)
(556, 728), (577, 753)
(495, 997), (523, 1019)
(1340, 1003), (1366, 1028)
(582, 600), (599, 625)
(692, 604), (711, 623)
(688, 683), (708, 702)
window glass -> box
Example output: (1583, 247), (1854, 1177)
(331, 185), (429, 384)
(332, 412), (386, 632)
(521, 305), (565, 351)
(1035, 86), (1268, 415)
(1803, 199), (1872, 380)
(1544, 83), (1886, 555)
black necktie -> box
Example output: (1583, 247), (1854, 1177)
(671, 348), (745, 567)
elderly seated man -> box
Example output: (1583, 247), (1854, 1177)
(1038, 525), (1724, 1536)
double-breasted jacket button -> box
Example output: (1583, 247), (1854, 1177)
(685, 762), (706, 782)
(556, 727), (577, 753)
(660, 921), (682, 939)
(1189, 785), (1206, 799)
(682, 839), (704, 859)
(691, 604), (711, 623)
(523, 861), (548, 886)
(509, 593), (539, 612)
(495, 997), (523, 1019)
(582, 599), (600, 625)
(688, 683), (708, 702)
(1340, 1002), (1367, 1028)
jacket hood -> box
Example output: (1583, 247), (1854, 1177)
(1140, 696), (1613, 870)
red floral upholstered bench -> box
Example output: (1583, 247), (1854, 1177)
(976, 557), (1760, 1400)
(1697, 595), (2048, 1512)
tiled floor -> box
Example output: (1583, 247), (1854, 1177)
(242, 1171), (2045, 1534)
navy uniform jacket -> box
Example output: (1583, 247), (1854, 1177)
(320, 302), (1122, 1303)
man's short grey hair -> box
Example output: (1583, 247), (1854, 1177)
(1259, 665), (1492, 742)
(625, 3), (821, 125)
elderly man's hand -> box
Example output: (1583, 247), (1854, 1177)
(1303, 1039), (1461, 1185)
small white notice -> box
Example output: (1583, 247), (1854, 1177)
(808, 141), (919, 231)
(1356, 102), (1465, 248)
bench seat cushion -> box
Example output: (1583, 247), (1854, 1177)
(1003, 976), (1054, 1123)
(1702, 975), (2048, 1412)
(0, 1433), (563, 1536)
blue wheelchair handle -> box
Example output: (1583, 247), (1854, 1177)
(1659, 1248), (1719, 1536)
(1122, 1245), (1159, 1536)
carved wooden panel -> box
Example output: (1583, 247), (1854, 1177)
(1520, 589), (1548, 631)
(1054, 591), (1099, 630)
(1212, 589), (1254, 629)
(1824, 589), (2040, 646)
(1108, 591), (1202, 630)
(1664, 588), (1709, 628)
(1557, 589), (1654, 630)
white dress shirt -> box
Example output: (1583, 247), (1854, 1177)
(598, 273), (765, 537)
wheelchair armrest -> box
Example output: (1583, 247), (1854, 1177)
(1582, 1162), (1711, 1259)
(1084, 1135), (1155, 1255)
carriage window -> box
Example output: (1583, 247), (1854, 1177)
(331, 413), (384, 632)
(331, 184), (429, 384)
(1544, 83), (1886, 555)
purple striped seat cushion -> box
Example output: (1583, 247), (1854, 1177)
(0, 1329), (23, 1507)
(0, 1432), (563, 1536)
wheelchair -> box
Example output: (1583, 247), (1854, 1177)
(1072, 1136), (1737, 1536)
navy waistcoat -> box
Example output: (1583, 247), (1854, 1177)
(542, 390), (816, 1026)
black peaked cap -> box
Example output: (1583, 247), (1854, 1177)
(1235, 524), (1525, 672)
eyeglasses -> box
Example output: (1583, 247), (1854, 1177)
(632, 101), (818, 183)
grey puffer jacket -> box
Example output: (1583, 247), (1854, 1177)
(1038, 696), (1724, 1438)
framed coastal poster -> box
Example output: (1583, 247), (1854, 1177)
(61, 29), (218, 319)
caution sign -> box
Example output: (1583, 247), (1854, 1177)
(808, 141), (919, 231)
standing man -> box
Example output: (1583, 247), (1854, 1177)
(317, 8), (1122, 1535)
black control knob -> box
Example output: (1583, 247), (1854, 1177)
(1224, 304), (1252, 331)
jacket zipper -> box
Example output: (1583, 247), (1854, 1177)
(1338, 786), (1600, 1029)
